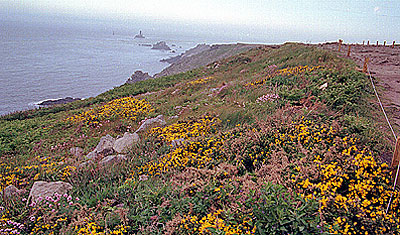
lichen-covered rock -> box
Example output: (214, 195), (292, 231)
(171, 138), (185, 148)
(1, 185), (22, 198)
(29, 181), (73, 202)
(85, 150), (98, 160)
(113, 132), (140, 153)
(70, 147), (84, 158)
(135, 115), (166, 133)
(94, 134), (115, 155)
(99, 155), (127, 166)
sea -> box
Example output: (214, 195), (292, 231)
(0, 16), (297, 116)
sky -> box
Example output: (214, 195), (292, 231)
(1, 0), (400, 43)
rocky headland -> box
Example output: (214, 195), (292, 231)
(37, 97), (81, 106)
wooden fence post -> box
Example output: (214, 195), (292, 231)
(384, 41), (386, 46)
(390, 138), (400, 186)
(362, 57), (369, 73)
(377, 41), (379, 46)
(363, 40), (365, 45)
(338, 39), (343, 52)
(347, 45), (351, 57)
(367, 40), (370, 46)
(393, 41), (396, 48)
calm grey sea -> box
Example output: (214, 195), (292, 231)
(0, 20), (206, 115)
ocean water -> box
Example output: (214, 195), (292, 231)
(0, 20), (205, 115)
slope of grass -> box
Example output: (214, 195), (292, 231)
(1, 43), (398, 234)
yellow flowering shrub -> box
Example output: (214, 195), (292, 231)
(188, 76), (214, 85)
(139, 136), (225, 176)
(245, 65), (322, 87)
(296, 139), (400, 234)
(180, 210), (256, 235)
(151, 116), (221, 142)
(66, 97), (154, 125)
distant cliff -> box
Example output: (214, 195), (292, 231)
(155, 43), (260, 78)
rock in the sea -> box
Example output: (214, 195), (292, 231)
(135, 115), (166, 133)
(99, 154), (127, 166)
(37, 97), (81, 106)
(29, 181), (73, 202)
(70, 147), (84, 158)
(126, 70), (153, 84)
(113, 132), (140, 153)
(152, 41), (171, 51)
(95, 134), (115, 155)
(1, 185), (22, 198)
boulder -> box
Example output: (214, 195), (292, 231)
(152, 41), (171, 51)
(29, 181), (73, 202)
(85, 150), (97, 160)
(99, 154), (127, 166)
(78, 160), (94, 168)
(135, 115), (166, 133)
(94, 134), (115, 155)
(319, 82), (328, 90)
(1, 185), (22, 198)
(171, 138), (185, 148)
(70, 147), (84, 158)
(113, 132), (140, 153)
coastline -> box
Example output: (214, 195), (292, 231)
(1, 42), (260, 117)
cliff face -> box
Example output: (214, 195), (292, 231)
(155, 43), (260, 78)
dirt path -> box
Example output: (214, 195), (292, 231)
(319, 42), (400, 137)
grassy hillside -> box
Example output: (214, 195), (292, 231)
(1, 43), (399, 234)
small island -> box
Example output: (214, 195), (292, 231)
(151, 41), (171, 51)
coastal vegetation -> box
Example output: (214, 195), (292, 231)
(0, 43), (398, 234)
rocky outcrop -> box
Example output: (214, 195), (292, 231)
(70, 147), (83, 158)
(126, 71), (153, 84)
(152, 41), (171, 51)
(99, 154), (127, 166)
(113, 132), (140, 153)
(94, 134), (115, 155)
(135, 115), (166, 133)
(37, 97), (81, 106)
(171, 138), (185, 148)
(29, 181), (73, 202)
(85, 134), (115, 159)
(1, 185), (22, 198)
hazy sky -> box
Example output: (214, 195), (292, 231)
(2, 0), (400, 42)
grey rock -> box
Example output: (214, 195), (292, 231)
(1, 185), (21, 198)
(29, 181), (73, 202)
(113, 132), (140, 153)
(70, 147), (84, 158)
(85, 150), (98, 160)
(37, 97), (81, 106)
(169, 115), (179, 119)
(135, 115), (166, 133)
(319, 82), (328, 90)
(171, 138), (185, 148)
(79, 160), (94, 168)
(99, 154), (127, 166)
(95, 134), (115, 155)
(152, 41), (171, 51)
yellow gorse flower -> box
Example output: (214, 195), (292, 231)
(66, 97), (154, 125)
